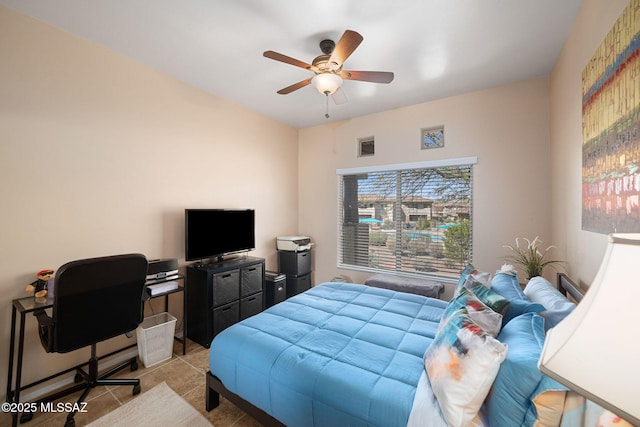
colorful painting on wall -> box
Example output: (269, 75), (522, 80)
(582, 0), (640, 234)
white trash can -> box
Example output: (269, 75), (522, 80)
(136, 312), (177, 368)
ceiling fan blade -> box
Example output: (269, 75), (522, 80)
(340, 70), (394, 84)
(277, 77), (313, 94)
(331, 87), (348, 105)
(263, 50), (312, 70)
(329, 30), (363, 67)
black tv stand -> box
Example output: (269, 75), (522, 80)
(192, 252), (250, 267)
(186, 256), (265, 348)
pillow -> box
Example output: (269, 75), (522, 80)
(457, 263), (477, 287)
(486, 312), (545, 426)
(491, 272), (546, 326)
(556, 393), (632, 427)
(456, 263), (491, 291)
(485, 312), (567, 427)
(501, 299), (546, 326)
(526, 389), (567, 427)
(524, 276), (576, 330)
(463, 277), (510, 316)
(491, 271), (526, 301)
(441, 287), (503, 337)
(424, 307), (507, 427)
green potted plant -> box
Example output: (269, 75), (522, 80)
(503, 236), (564, 280)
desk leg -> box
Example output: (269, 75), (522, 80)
(9, 311), (27, 427)
(15, 311), (28, 426)
(6, 306), (17, 427)
(164, 291), (186, 356)
(6, 306), (16, 399)
(182, 286), (186, 356)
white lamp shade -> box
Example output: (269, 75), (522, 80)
(311, 73), (343, 95)
(539, 233), (640, 426)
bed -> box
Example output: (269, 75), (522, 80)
(206, 271), (589, 427)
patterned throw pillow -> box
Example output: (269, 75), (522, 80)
(456, 263), (491, 292)
(424, 307), (508, 427)
(441, 286), (503, 337)
(457, 263), (478, 288)
(463, 276), (511, 316)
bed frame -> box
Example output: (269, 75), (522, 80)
(205, 274), (586, 425)
(556, 272), (584, 303)
(206, 370), (284, 426)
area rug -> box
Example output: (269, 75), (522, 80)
(87, 382), (211, 427)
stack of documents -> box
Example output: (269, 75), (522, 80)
(146, 281), (179, 296)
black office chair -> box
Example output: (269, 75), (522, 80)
(33, 254), (148, 427)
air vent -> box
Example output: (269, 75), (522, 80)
(358, 137), (375, 157)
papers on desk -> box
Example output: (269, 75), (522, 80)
(146, 281), (179, 296)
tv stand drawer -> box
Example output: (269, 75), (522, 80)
(241, 264), (263, 297)
(240, 292), (263, 320)
(213, 301), (239, 336)
(213, 270), (240, 306)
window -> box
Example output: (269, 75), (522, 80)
(337, 158), (476, 280)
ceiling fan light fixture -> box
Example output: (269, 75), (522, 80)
(312, 73), (343, 95)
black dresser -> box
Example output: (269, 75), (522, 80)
(278, 250), (312, 298)
(186, 256), (265, 348)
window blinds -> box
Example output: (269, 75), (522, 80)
(337, 159), (474, 279)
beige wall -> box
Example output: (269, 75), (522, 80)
(299, 77), (553, 293)
(549, 0), (629, 287)
(0, 6), (298, 399)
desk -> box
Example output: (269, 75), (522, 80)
(5, 275), (185, 426)
(143, 275), (187, 356)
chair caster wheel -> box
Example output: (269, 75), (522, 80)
(130, 361), (138, 371)
(64, 417), (75, 427)
(133, 384), (141, 395)
(74, 373), (83, 383)
(20, 411), (33, 423)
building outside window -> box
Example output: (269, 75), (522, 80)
(337, 158), (476, 280)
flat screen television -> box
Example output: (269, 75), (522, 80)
(185, 209), (255, 262)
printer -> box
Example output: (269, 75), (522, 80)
(276, 235), (312, 252)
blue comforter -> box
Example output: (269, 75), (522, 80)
(209, 282), (447, 427)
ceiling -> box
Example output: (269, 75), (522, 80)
(1, 0), (583, 129)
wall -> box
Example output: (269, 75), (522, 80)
(549, 0), (629, 287)
(299, 77), (553, 293)
(0, 6), (298, 400)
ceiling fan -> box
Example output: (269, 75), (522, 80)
(263, 30), (394, 105)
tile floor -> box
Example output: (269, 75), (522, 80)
(1, 339), (259, 427)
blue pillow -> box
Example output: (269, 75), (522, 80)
(502, 299), (545, 325)
(491, 273), (545, 326)
(491, 272), (526, 300)
(486, 312), (566, 427)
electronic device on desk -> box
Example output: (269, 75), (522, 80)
(277, 236), (312, 252)
(185, 209), (255, 264)
(146, 281), (179, 296)
(146, 258), (179, 281)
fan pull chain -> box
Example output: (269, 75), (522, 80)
(324, 93), (330, 119)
